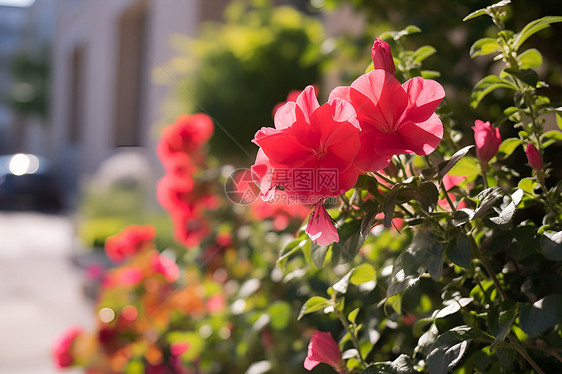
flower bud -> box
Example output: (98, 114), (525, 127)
(525, 143), (543, 170)
(371, 38), (395, 75)
(472, 120), (501, 164)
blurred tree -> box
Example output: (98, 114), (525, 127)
(158, 0), (327, 163)
(9, 47), (50, 120)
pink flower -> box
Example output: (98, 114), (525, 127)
(438, 174), (467, 210)
(473, 120), (501, 164)
(525, 143), (543, 170)
(171, 342), (190, 356)
(105, 225), (156, 262)
(157, 113), (213, 164)
(304, 331), (344, 371)
(151, 254), (180, 283)
(306, 203), (339, 246)
(371, 38), (395, 75)
(330, 70), (444, 172)
(119, 267), (144, 286)
(252, 85), (361, 201)
(206, 294), (226, 314)
(52, 326), (82, 369)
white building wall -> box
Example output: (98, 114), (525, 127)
(49, 0), (199, 191)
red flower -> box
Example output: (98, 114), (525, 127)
(151, 254), (180, 283)
(371, 38), (395, 75)
(330, 70), (444, 172)
(525, 143), (543, 170)
(304, 331), (345, 371)
(473, 120), (501, 164)
(157, 113), (213, 164)
(105, 225), (156, 262)
(272, 89), (302, 118)
(52, 326), (82, 369)
(306, 203), (339, 246)
(252, 85), (361, 201)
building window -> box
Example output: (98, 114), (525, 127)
(113, 0), (147, 147)
(68, 45), (85, 143)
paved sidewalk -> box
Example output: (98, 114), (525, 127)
(0, 212), (92, 374)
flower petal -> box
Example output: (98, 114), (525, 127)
(397, 113), (443, 155)
(401, 77), (445, 123)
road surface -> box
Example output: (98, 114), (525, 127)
(0, 212), (92, 374)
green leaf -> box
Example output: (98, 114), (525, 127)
(496, 138), (521, 160)
(311, 242), (329, 268)
(415, 182), (439, 213)
(451, 208), (475, 227)
(426, 327), (474, 374)
(434, 298), (473, 319)
(513, 16), (562, 51)
(413, 45), (436, 63)
(489, 305), (518, 350)
(448, 156), (481, 181)
(297, 296), (330, 320)
(267, 301), (291, 330)
(463, 9), (489, 22)
(541, 231), (562, 260)
(386, 230), (445, 298)
(473, 187), (503, 219)
(333, 264), (377, 294)
(350, 264), (377, 285)
(490, 189), (523, 225)
(518, 177), (539, 195)
(360, 355), (415, 374)
(447, 232), (472, 268)
(519, 294), (562, 336)
(383, 184), (400, 228)
(471, 75), (516, 108)
(348, 308), (360, 324)
(438, 145), (475, 180)
(541, 130), (562, 148)
(504, 68), (538, 87)
(518, 48), (543, 69)
(470, 38), (500, 57)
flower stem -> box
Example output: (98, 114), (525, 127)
(508, 333), (545, 374)
(331, 294), (367, 367)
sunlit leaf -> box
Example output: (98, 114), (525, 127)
(496, 138), (521, 160)
(297, 296), (330, 320)
(518, 48), (543, 69)
(513, 16), (562, 51)
(360, 354), (415, 374)
(471, 75), (516, 108)
(438, 145), (475, 180)
(470, 38), (500, 58)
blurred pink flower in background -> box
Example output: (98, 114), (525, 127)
(52, 326), (82, 369)
(105, 225), (156, 262)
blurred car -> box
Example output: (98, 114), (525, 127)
(0, 153), (64, 211)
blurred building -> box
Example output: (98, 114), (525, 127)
(0, 3), (29, 153)
(48, 0), (232, 194)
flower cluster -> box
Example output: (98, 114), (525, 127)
(157, 114), (218, 248)
(54, 225), (226, 373)
(252, 38), (445, 246)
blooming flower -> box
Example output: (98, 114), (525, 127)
(151, 254), (180, 283)
(105, 225), (156, 262)
(52, 326), (82, 369)
(371, 37), (395, 75)
(252, 85), (361, 200)
(157, 113), (214, 165)
(525, 143), (543, 170)
(304, 331), (345, 372)
(473, 120), (501, 165)
(306, 203), (339, 246)
(330, 70), (444, 172)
